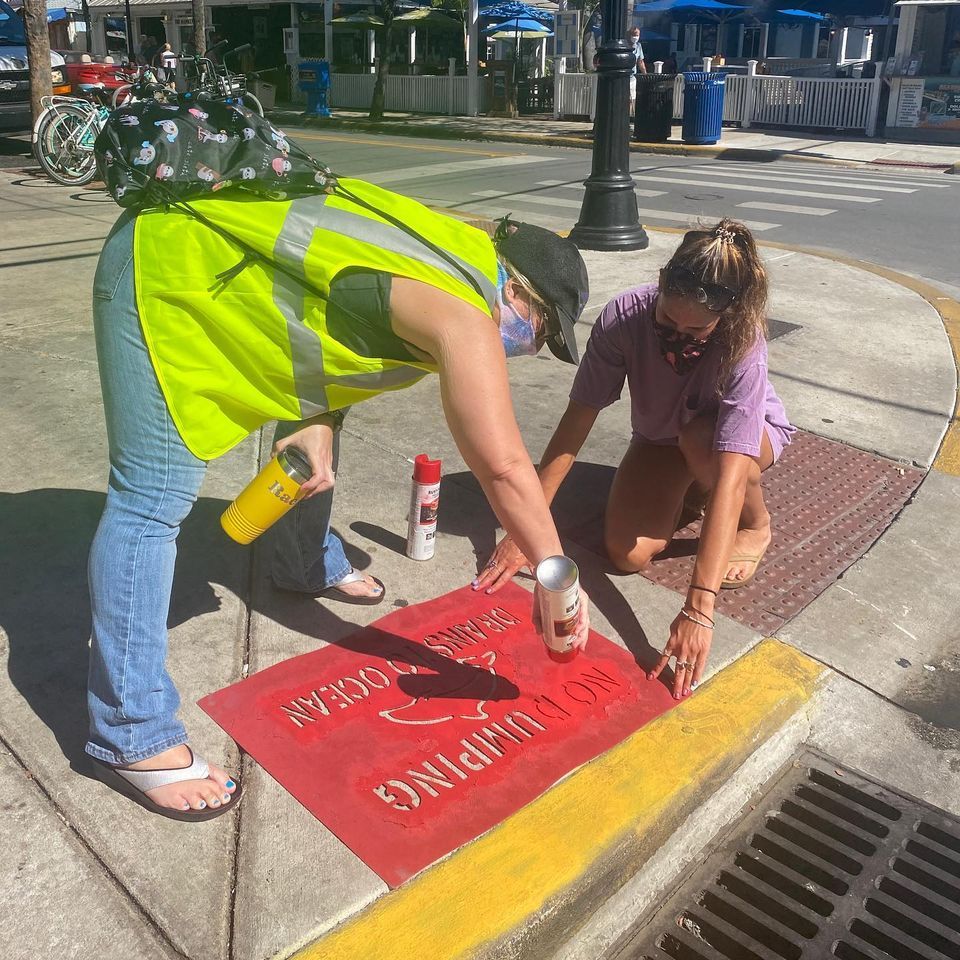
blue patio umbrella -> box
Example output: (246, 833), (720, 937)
(481, 1), (554, 27)
(484, 15), (552, 68)
(483, 17), (553, 37)
(768, 8), (825, 20)
(633, 0), (748, 19)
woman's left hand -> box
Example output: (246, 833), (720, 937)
(649, 610), (713, 699)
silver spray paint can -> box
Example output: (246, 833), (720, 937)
(536, 555), (581, 662)
(406, 454), (442, 561)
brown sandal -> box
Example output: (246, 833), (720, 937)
(720, 552), (766, 590)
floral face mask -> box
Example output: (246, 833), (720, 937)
(497, 263), (538, 358)
(653, 315), (713, 375)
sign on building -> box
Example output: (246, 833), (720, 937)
(555, 10), (580, 58)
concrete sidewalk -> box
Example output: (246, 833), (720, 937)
(1, 169), (959, 960)
(269, 105), (960, 170)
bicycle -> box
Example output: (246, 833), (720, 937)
(32, 85), (113, 186)
(111, 66), (171, 109)
(183, 45), (264, 116)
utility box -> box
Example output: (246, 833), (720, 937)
(298, 59), (331, 118)
(486, 60), (517, 118)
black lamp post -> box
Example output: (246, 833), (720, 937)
(569, 0), (648, 251)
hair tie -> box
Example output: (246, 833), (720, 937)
(714, 225), (737, 245)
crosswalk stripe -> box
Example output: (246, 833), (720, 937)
(697, 162), (951, 188)
(460, 197), (779, 233)
(472, 190), (582, 209)
(629, 173), (882, 203)
(369, 155), (556, 184)
(536, 179), (666, 198)
(680, 167), (916, 194)
(635, 208), (779, 231)
(738, 200), (836, 216)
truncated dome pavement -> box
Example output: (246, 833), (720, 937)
(645, 432), (925, 634)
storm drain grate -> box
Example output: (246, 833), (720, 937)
(617, 752), (960, 960)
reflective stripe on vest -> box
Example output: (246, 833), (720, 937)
(271, 192), (496, 419)
(134, 181), (499, 460)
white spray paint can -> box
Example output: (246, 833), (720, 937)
(536, 555), (581, 662)
(406, 454), (442, 561)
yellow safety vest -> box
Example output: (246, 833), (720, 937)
(134, 178), (499, 461)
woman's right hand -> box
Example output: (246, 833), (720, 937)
(472, 535), (530, 594)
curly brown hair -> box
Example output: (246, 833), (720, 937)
(662, 218), (768, 389)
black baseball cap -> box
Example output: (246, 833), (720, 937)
(494, 220), (589, 365)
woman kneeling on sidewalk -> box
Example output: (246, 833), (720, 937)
(477, 219), (794, 698)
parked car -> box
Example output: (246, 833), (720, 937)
(0, 0), (71, 134)
(61, 51), (133, 98)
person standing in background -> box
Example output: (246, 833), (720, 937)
(628, 26), (647, 115)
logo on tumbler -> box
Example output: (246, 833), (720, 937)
(268, 480), (302, 505)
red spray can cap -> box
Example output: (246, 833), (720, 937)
(413, 454), (441, 484)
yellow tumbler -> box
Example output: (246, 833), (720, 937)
(220, 446), (313, 544)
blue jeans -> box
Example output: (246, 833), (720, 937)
(86, 214), (351, 765)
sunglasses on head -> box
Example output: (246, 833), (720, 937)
(661, 265), (739, 313)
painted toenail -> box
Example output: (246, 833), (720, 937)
(198, 801), (207, 809)
(211, 799), (221, 806)
(225, 780), (235, 789)
(223, 793), (231, 801)
(182, 803), (190, 810)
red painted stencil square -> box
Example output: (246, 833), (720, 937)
(200, 583), (676, 886)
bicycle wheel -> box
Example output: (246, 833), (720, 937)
(36, 105), (99, 186)
(112, 84), (134, 109)
(239, 92), (264, 117)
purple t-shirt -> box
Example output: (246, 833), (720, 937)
(570, 284), (794, 459)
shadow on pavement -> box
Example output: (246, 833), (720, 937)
(0, 489), (249, 771)
(0, 475), (661, 770)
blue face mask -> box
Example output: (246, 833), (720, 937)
(497, 263), (538, 358)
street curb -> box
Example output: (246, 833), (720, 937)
(280, 114), (871, 170)
(274, 111), (957, 171)
(284, 640), (825, 960)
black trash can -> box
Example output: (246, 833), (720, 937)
(681, 71), (726, 145)
(633, 73), (675, 143)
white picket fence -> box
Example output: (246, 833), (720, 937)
(749, 76), (880, 132)
(328, 72), (475, 115)
(555, 71), (881, 136)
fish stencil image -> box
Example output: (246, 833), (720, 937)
(379, 650), (509, 726)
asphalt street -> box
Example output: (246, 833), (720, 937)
(279, 127), (960, 294)
(4, 125), (957, 292)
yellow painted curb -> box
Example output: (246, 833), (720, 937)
(288, 640), (823, 960)
(642, 227), (960, 478)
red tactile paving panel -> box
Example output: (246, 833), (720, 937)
(642, 431), (924, 634)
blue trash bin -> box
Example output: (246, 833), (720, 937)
(681, 71), (725, 145)
(298, 60), (331, 118)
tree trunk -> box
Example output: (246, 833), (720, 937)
(80, 0), (92, 53)
(369, 0), (395, 120)
(22, 0), (52, 126)
(192, 0), (206, 56)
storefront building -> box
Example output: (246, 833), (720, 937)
(885, 0), (960, 141)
